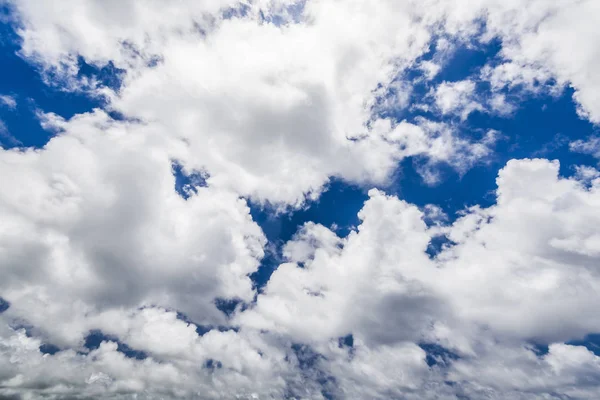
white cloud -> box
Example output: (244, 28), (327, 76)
(488, 93), (516, 115)
(430, 79), (517, 120)
(242, 158), (600, 347)
(323, 340), (444, 400)
(419, 60), (442, 81)
(0, 120), (21, 147)
(436, 0), (600, 123)
(571, 136), (600, 160)
(0, 110), (266, 348)
(237, 190), (444, 345)
(233, 157), (600, 398)
(436, 159), (600, 343)
(575, 165), (600, 184)
(433, 80), (484, 120)
(0, 95), (16, 110)
(102, 2), (440, 205)
(0, 316), (302, 399)
(3, 0), (600, 398)
(7, 0), (505, 206)
(454, 341), (600, 398)
(2, 117), (600, 397)
(486, 0), (600, 123)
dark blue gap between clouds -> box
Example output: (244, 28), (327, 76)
(383, 36), (598, 213)
(35, 329), (148, 359)
(0, 10), (125, 148)
(1, 10), (600, 379)
(533, 334), (600, 358)
(0, 296), (9, 313)
(83, 330), (148, 360)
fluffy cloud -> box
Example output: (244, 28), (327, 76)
(0, 110), (265, 348)
(442, 0), (600, 123)
(433, 80), (483, 120)
(3, 0), (600, 398)
(241, 159), (600, 345)
(2, 119), (600, 397)
(0, 316), (305, 399)
(488, 0), (600, 123)
(7, 0), (501, 205)
(236, 158), (600, 397)
(437, 159), (600, 342)
(237, 189), (444, 345)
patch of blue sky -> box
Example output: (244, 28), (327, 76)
(171, 161), (209, 200)
(394, 86), (597, 218)
(38, 343), (61, 355)
(0, 296), (9, 313)
(0, 322), (146, 358)
(176, 310), (239, 336)
(419, 343), (460, 367)
(249, 179), (368, 289)
(84, 329), (148, 360)
(258, 0), (306, 26)
(0, 7), (123, 148)
(532, 334), (600, 359)
(567, 334), (600, 357)
(379, 37), (598, 220)
(222, 2), (251, 20)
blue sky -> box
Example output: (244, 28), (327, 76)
(2, 1), (600, 399)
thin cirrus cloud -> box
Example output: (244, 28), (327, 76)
(1, 0), (600, 399)
(0, 94), (16, 109)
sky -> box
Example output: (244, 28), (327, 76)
(2, 0), (600, 399)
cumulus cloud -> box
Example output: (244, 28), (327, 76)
(448, 341), (600, 399)
(0, 110), (266, 348)
(2, 0), (600, 398)
(241, 159), (600, 343)
(234, 158), (600, 398)
(6, 0), (506, 205)
(0, 317), (305, 399)
(237, 190), (445, 345)
(2, 123), (600, 397)
(437, 159), (600, 342)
